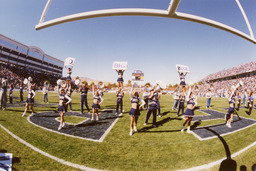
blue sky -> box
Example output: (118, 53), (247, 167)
(0, 0), (256, 85)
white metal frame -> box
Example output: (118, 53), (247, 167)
(35, 0), (256, 44)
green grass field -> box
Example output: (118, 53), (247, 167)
(0, 91), (256, 170)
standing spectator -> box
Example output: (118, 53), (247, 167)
(20, 82), (24, 102)
(206, 89), (212, 109)
(43, 85), (48, 103)
(172, 90), (180, 110)
(248, 91), (254, 115)
(0, 77), (8, 110)
(9, 84), (13, 104)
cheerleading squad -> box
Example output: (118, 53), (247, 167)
(0, 68), (254, 135)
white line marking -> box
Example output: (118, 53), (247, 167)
(0, 124), (103, 171)
(27, 110), (120, 142)
(190, 109), (256, 141)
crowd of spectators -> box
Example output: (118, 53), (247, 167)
(201, 61), (256, 82)
(0, 63), (59, 91)
(198, 61), (256, 98)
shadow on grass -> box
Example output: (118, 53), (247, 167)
(191, 120), (202, 130)
(138, 117), (182, 133)
(75, 121), (108, 127)
(205, 128), (237, 171)
(161, 111), (170, 116)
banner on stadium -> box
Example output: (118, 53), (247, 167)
(112, 61), (128, 70)
(176, 64), (190, 73)
(0, 153), (12, 171)
(64, 57), (75, 68)
(132, 70), (144, 81)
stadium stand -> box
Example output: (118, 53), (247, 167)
(0, 34), (64, 90)
(198, 61), (256, 97)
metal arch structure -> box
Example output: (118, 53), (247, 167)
(35, 0), (256, 44)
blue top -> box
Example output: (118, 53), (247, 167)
(117, 92), (123, 100)
(148, 95), (157, 107)
(187, 98), (195, 106)
(80, 87), (89, 95)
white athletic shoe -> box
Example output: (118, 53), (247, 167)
(22, 112), (26, 117)
(62, 122), (65, 128)
(187, 127), (191, 133)
(227, 123), (232, 128)
(58, 124), (62, 130)
(91, 117), (94, 121)
(129, 130), (133, 136)
(134, 127), (138, 132)
(144, 123), (147, 125)
(96, 116), (99, 121)
(181, 129), (184, 133)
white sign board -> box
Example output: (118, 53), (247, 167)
(64, 57), (75, 68)
(0, 153), (12, 171)
(176, 64), (190, 73)
(112, 61), (128, 70)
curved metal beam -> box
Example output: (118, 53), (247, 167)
(35, 8), (256, 44)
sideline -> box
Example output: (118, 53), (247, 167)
(0, 124), (103, 171)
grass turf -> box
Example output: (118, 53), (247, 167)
(0, 91), (256, 170)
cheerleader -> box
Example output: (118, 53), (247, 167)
(116, 70), (124, 88)
(179, 72), (187, 89)
(91, 87), (103, 121)
(237, 91), (241, 111)
(247, 91), (254, 115)
(79, 83), (90, 114)
(115, 87), (124, 115)
(9, 84), (13, 104)
(226, 89), (236, 128)
(154, 89), (161, 117)
(181, 87), (197, 133)
(177, 90), (185, 116)
(22, 85), (36, 117)
(57, 87), (72, 130)
(129, 88), (145, 136)
(66, 68), (72, 88)
(144, 89), (157, 127)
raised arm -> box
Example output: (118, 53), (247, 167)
(139, 97), (146, 108)
(32, 90), (36, 99)
(99, 96), (104, 105)
(64, 95), (72, 105)
(186, 86), (191, 101)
